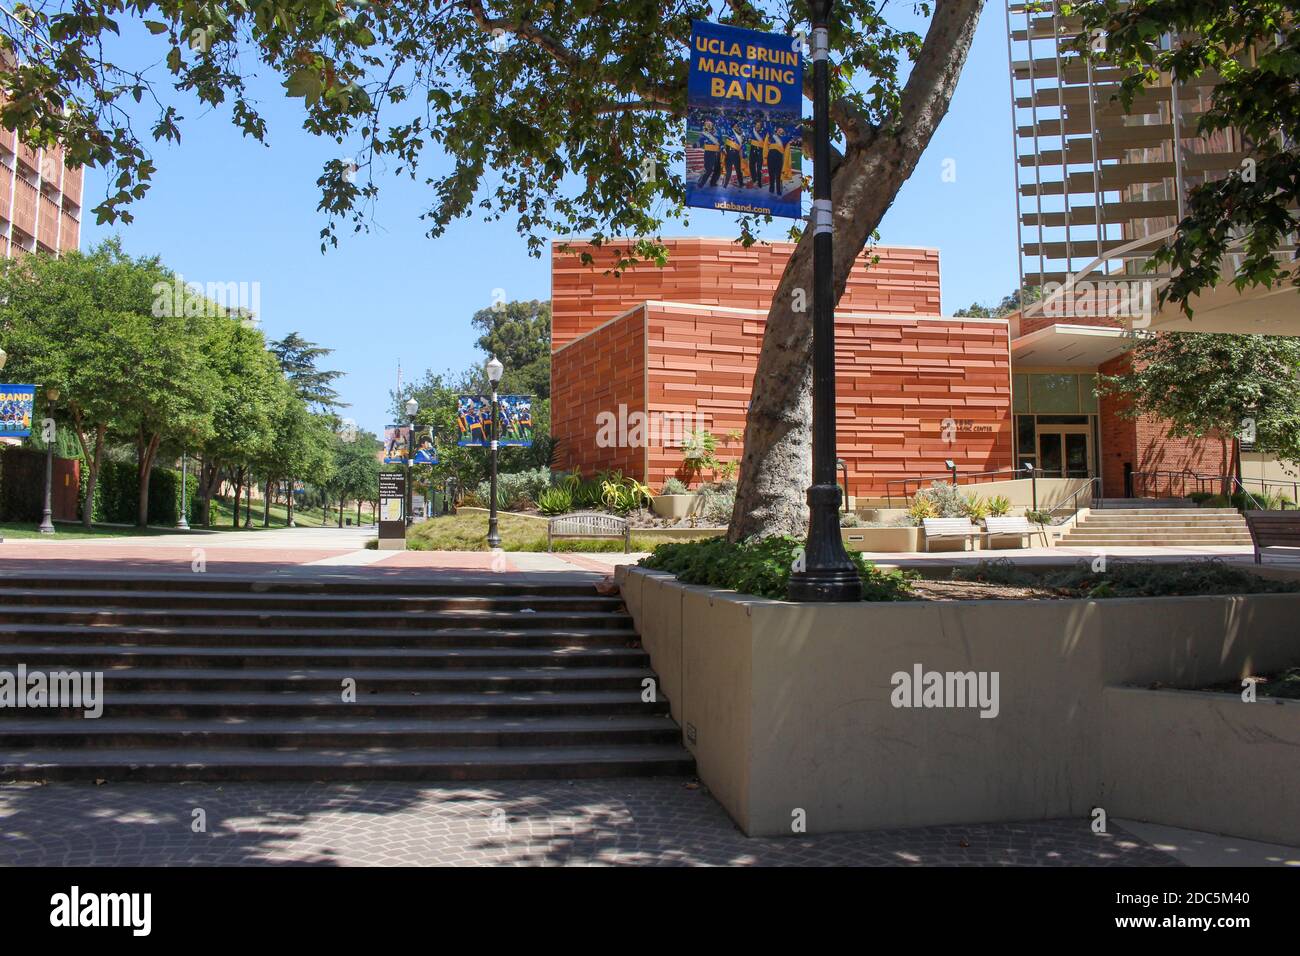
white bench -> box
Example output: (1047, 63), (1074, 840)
(921, 517), (980, 552)
(982, 515), (1049, 549)
(547, 512), (631, 553)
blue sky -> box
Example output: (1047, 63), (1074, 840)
(83, 7), (1018, 436)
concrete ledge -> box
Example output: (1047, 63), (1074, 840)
(621, 566), (1300, 841)
(1103, 687), (1300, 847)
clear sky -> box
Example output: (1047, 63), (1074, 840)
(82, 7), (1019, 437)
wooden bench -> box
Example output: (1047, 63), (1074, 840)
(1243, 511), (1300, 563)
(921, 517), (980, 552)
(982, 515), (1050, 549)
(547, 512), (631, 553)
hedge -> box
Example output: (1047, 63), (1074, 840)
(90, 460), (199, 525)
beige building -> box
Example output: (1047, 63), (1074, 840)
(0, 98), (81, 258)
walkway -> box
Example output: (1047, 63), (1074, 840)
(7, 778), (1294, 867)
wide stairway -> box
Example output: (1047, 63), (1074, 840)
(0, 573), (694, 782)
(1058, 506), (1253, 547)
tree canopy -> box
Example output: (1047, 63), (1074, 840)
(1069, 0), (1300, 313)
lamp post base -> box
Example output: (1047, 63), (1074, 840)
(788, 482), (861, 602)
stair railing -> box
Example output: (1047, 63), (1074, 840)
(1044, 476), (1101, 527)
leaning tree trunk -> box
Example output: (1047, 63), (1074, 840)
(728, 0), (985, 541)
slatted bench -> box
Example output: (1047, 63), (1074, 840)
(1243, 511), (1300, 563)
(547, 512), (632, 553)
(921, 517), (981, 552)
(983, 515), (1050, 549)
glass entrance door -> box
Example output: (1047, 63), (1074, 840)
(1037, 426), (1093, 478)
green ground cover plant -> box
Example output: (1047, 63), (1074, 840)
(951, 558), (1299, 599)
(640, 536), (917, 601)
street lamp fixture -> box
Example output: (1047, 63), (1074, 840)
(485, 356), (504, 549)
(945, 459), (957, 486)
(38, 386), (58, 534)
(177, 450), (190, 530)
(405, 396), (418, 525)
(787, 0), (861, 602)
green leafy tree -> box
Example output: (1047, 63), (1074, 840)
(1099, 333), (1300, 475)
(253, 380), (335, 525)
(0, 239), (162, 526)
(195, 318), (282, 527)
(269, 332), (347, 414)
(1068, 0), (1299, 313)
(471, 300), (552, 399)
(0, 0), (988, 541)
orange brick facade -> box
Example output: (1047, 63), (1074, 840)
(0, 108), (83, 258)
(551, 239), (1014, 498)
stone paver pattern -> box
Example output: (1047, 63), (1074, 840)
(0, 779), (1179, 867)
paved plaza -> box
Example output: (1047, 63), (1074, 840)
(4, 777), (1271, 867)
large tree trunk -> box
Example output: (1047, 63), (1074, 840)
(232, 468), (243, 528)
(729, 0), (986, 541)
(263, 478), (273, 526)
(70, 411), (106, 530)
(136, 433), (161, 528)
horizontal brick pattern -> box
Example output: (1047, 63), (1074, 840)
(552, 238), (941, 349)
(555, 302), (1014, 498)
(1096, 353), (1232, 496)
(551, 308), (646, 480)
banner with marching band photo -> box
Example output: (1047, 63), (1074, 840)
(0, 385), (36, 438)
(685, 20), (804, 219)
(456, 395), (534, 447)
(411, 427), (438, 464)
(382, 424), (411, 464)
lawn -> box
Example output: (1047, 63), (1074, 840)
(205, 497), (367, 530)
(405, 511), (714, 552)
(0, 521), (191, 540)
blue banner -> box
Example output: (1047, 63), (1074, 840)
(412, 428), (438, 464)
(0, 385), (35, 438)
(382, 424), (410, 464)
(686, 20), (804, 219)
(457, 395), (534, 448)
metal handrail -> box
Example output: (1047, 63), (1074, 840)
(1044, 476), (1101, 526)
(884, 467), (1050, 508)
(1132, 469), (1295, 508)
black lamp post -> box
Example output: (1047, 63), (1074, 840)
(788, 0), (861, 602)
(485, 356), (504, 549)
(38, 386), (58, 535)
(0, 346), (5, 543)
(945, 458), (958, 486)
(404, 396), (418, 526)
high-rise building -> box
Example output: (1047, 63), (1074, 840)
(0, 94), (82, 259)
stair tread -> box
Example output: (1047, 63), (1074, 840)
(0, 587), (621, 608)
(0, 624), (636, 640)
(18, 665), (654, 681)
(0, 714), (677, 733)
(0, 604), (626, 622)
(0, 689), (657, 705)
(0, 643), (644, 662)
(0, 744), (693, 768)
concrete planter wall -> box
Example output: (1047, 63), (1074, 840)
(1102, 688), (1300, 846)
(840, 526), (919, 552)
(618, 566), (1300, 841)
(651, 495), (703, 519)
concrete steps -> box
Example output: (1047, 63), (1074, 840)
(0, 573), (694, 782)
(1060, 507), (1252, 547)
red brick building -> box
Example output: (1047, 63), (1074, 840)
(550, 237), (1228, 501)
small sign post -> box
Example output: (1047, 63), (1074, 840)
(378, 472), (406, 550)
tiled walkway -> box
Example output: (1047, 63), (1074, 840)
(0, 778), (1183, 867)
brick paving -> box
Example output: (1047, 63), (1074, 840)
(0, 779), (1179, 867)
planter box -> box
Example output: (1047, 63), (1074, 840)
(618, 566), (1300, 841)
(1102, 687), (1300, 847)
(651, 494), (703, 519)
(840, 526), (919, 552)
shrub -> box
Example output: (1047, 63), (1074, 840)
(987, 495), (1012, 517)
(640, 535), (916, 601)
(840, 511), (865, 527)
(660, 477), (689, 496)
(952, 557), (1299, 598)
(906, 497), (937, 524)
(1187, 491), (1215, 505)
(963, 495), (990, 521)
(1025, 509), (1053, 525)
(474, 467), (551, 511)
(537, 486), (573, 516)
(698, 481), (735, 524)
(913, 481), (967, 518)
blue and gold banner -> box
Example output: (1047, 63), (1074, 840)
(0, 385), (36, 438)
(457, 395), (534, 447)
(686, 20), (804, 219)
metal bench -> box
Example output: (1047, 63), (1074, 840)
(982, 515), (1049, 549)
(547, 512), (631, 553)
(921, 517), (980, 552)
(1243, 511), (1300, 563)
